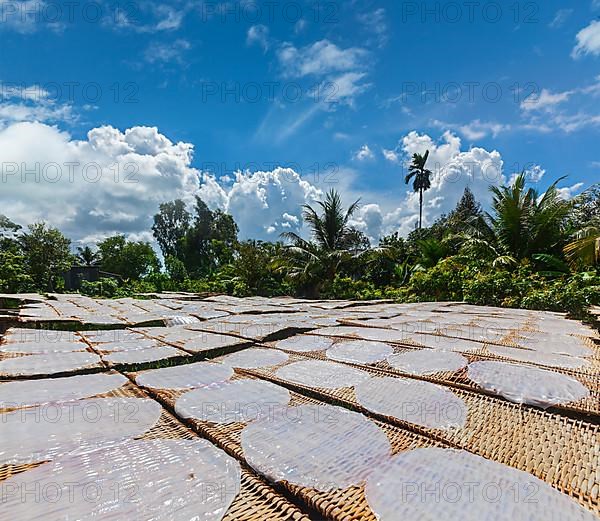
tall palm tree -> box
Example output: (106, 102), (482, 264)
(279, 189), (365, 297)
(76, 245), (100, 266)
(405, 150), (433, 230)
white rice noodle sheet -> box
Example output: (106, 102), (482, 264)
(0, 352), (102, 377)
(0, 438), (241, 521)
(355, 377), (468, 430)
(275, 360), (371, 389)
(488, 345), (590, 370)
(0, 398), (162, 464)
(241, 404), (391, 491)
(175, 379), (290, 424)
(326, 340), (394, 365)
(365, 448), (598, 521)
(467, 361), (590, 408)
(274, 335), (335, 353)
(220, 348), (289, 369)
(0, 373), (128, 410)
(387, 350), (468, 375)
(135, 362), (234, 390)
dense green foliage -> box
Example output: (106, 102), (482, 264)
(1, 177), (599, 317)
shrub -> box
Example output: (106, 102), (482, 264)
(406, 257), (473, 302)
(323, 276), (383, 300)
(80, 278), (120, 298)
(520, 273), (600, 318)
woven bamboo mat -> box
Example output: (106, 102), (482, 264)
(270, 342), (600, 418)
(297, 331), (600, 377)
(335, 318), (600, 356)
(130, 370), (447, 521)
(337, 315), (600, 341)
(0, 379), (310, 521)
(241, 355), (600, 514)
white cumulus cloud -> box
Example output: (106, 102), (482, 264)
(198, 167), (322, 239)
(0, 122), (200, 244)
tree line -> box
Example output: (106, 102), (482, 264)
(1, 161), (598, 315)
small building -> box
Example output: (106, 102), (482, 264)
(63, 266), (101, 291)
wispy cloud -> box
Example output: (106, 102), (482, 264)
(109, 3), (187, 33)
(353, 144), (374, 161)
(144, 39), (191, 65)
(0, 82), (76, 127)
(548, 9), (573, 29)
(520, 88), (573, 112)
(277, 39), (368, 78)
(432, 119), (511, 140)
(357, 8), (389, 47)
(572, 20), (600, 58)
(519, 77), (600, 132)
(246, 25), (270, 52)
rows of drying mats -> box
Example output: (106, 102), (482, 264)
(0, 293), (598, 520)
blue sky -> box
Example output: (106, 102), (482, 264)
(1, 0), (599, 245)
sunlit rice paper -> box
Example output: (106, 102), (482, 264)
(220, 348), (289, 369)
(514, 338), (593, 358)
(386, 350), (468, 375)
(0, 341), (89, 354)
(179, 333), (247, 353)
(467, 361), (590, 408)
(82, 330), (144, 343)
(274, 335), (335, 353)
(175, 379), (290, 424)
(0, 398), (162, 464)
(103, 346), (184, 365)
(95, 338), (166, 352)
(0, 438), (241, 521)
(276, 360), (371, 389)
(0, 351), (102, 377)
(136, 362), (234, 390)
(365, 448), (598, 521)
(355, 377), (468, 430)
(487, 345), (590, 370)
(326, 340), (394, 364)
(241, 404), (391, 491)
(0, 373), (128, 410)
(413, 334), (486, 352)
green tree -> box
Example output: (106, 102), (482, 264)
(221, 240), (289, 296)
(152, 199), (191, 259)
(0, 215), (21, 238)
(563, 185), (600, 269)
(567, 184), (600, 229)
(0, 215), (32, 293)
(365, 232), (409, 286)
(0, 248), (33, 293)
(415, 237), (450, 269)
(181, 197), (238, 277)
(280, 189), (367, 297)
(564, 227), (600, 268)
(75, 245), (100, 266)
(405, 150), (433, 230)
(461, 173), (572, 266)
(164, 255), (188, 282)
(19, 223), (73, 291)
(97, 235), (161, 280)
(446, 187), (483, 231)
